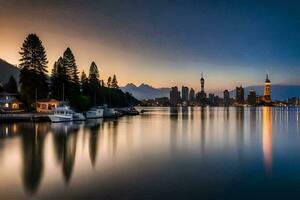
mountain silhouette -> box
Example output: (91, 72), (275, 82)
(0, 58), (19, 84)
(121, 83), (170, 100)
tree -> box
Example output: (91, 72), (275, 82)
(101, 80), (105, 87)
(19, 33), (49, 106)
(107, 76), (112, 88)
(63, 48), (80, 95)
(50, 57), (70, 100)
(111, 74), (119, 89)
(4, 76), (18, 93)
(81, 70), (89, 95)
(88, 62), (100, 89)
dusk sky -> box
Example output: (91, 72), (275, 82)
(1, 0), (300, 92)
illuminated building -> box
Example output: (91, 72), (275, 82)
(263, 74), (271, 103)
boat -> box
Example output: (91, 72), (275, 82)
(86, 107), (104, 119)
(116, 107), (139, 116)
(73, 112), (86, 121)
(49, 105), (74, 122)
(99, 104), (117, 118)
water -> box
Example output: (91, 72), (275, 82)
(1, 107), (300, 199)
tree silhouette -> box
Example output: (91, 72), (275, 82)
(19, 33), (49, 106)
(4, 76), (18, 93)
(107, 76), (112, 88)
(81, 70), (89, 95)
(63, 48), (80, 95)
(50, 57), (70, 100)
(111, 74), (119, 89)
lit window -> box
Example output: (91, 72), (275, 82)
(4, 103), (9, 108)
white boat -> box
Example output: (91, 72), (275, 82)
(49, 106), (74, 122)
(86, 107), (104, 119)
(73, 112), (86, 121)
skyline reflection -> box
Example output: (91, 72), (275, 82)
(0, 107), (299, 199)
(262, 107), (273, 174)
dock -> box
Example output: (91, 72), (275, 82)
(0, 113), (50, 122)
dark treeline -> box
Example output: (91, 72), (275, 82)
(18, 33), (139, 111)
(0, 75), (18, 93)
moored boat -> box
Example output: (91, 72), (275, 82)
(99, 104), (117, 118)
(49, 106), (74, 122)
(73, 112), (86, 121)
(86, 107), (104, 119)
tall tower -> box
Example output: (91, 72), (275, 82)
(200, 72), (205, 92)
(264, 74), (271, 103)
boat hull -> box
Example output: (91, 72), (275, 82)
(86, 109), (104, 119)
(49, 115), (73, 123)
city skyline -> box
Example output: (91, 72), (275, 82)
(1, 1), (300, 91)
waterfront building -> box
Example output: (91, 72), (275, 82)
(0, 92), (22, 111)
(155, 97), (170, 106)
(288, 97), (300, 106)
(181, 86), (189, 102)
(170, 86), (181, 106)
(263, 74), (271, 103)
(236, 86), (244, 105)
(247, 89), (257, 105)
(208, 93), (220, 106)
(223, 90), (230, 106)
(36, 98), (60, 113)
(189, 88), (195, 102)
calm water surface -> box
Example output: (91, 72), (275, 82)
(1, 107), (300, 199)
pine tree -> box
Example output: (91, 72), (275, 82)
(81, 70), (89, 95)
(50, 57), (70, 100)
(63, 48), (80, 95)
(4, 76), (18, 93)
(111, 74), (119, 89)
(107, 76), (112, 88)
(19, 33), (49, 105)
(88, 62), (100, 86)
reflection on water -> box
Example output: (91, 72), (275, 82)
(262, 107), (272, 174)
(52, 123), (78, 184)
(21, 124), (47, 194)
(1, 107), (300, 199)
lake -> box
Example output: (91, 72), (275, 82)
(1, 107), (300, 199)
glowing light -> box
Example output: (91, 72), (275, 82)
(262, 107), (272, 174)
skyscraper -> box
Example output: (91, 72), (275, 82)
(197, 73), (207, 105)
(189, 88), (195, 102)
(200, 72), (205, 92)
(181, 86), (189, 102)
(170, 86), (181, 106)
(223, 90), (230, 106)
(247, 89), (256, 105)
(236, 86), (244, 104)
(263, 74), (271, 103)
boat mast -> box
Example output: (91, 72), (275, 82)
(63, 83), (65, 102)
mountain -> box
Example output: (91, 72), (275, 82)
(121, 83), (170, 100)
(0, 58), (19, 84)
(228, 85), (300, 101)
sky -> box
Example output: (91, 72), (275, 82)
(1, 0), (300, 92)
